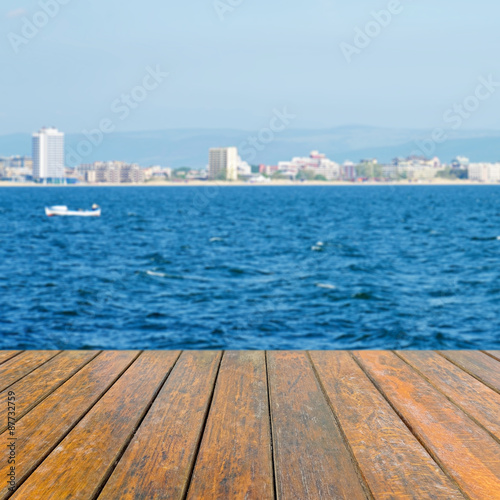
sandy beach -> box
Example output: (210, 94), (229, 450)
(0, 179), (497, 187)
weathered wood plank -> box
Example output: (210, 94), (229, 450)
(399, 351), (500, 441)
(486, 351), (500, 362)
(439, 351), (500, 393)
(11, 351), (180, 500)
(355, 351), (500, 500)
(268, 351), (368, 500)
(0, 351), (59, 392)
(99, 351), (221, 500)
(186, 351), (274, 500)
(0, 351), (139, 500)
(0, 350), (99, 433)
(310, 351), (464, 499)
(0, 351), (21, 365)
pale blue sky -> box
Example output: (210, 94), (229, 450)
(1, 0), (499, 134)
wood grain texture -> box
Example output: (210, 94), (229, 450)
(0, 351), (21, 365)
(99, 351), (221, 500)
(0, 351), (139, 500)
(268, 351), (368, 500)
(439, 351), (500, 393)
(11, 351), (179, 500)
(398, 350), (500, 441)
(310, 351), (464, 499)
(187, 351), (274, 500)
(0, 350), (99, 433)
(0, 351), (59, 392)
(1, 350), (499, 498)
(355, 351), (500, 500)
(486, 351), (500, 362)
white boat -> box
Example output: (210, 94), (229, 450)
(45, 205), (101, 217)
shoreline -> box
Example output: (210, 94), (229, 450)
(0, 179), (499, 187)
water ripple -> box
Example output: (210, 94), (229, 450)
(1, 185), (500, 350)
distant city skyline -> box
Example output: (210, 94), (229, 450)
(2, 0), (500, 135)
(2, 124), (500, 169)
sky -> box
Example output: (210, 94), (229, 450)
(1, 0), (500, 135)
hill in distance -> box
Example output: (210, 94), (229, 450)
(1, 126), (499, 168)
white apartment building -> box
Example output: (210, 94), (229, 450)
(278, 151), (341, 180)
(468, 163), (500, 182)
(405, 163), (439, 181)
(388, 157), (442, 180)
(32, 127), (65, 180)
(208, 147), (238, 181)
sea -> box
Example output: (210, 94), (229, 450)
(1, 185), (499, 350)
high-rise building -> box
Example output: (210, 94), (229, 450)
(208, 147), (238, 181)
(32, 127), (65, 180)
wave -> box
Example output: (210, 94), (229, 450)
(316, 283), (336, 290)
(146, 270), (167, 277)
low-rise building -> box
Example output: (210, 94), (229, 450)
(0, 156), (33, 181)
(468, 163), (500, 182)
(342, 161), (357, 181)
(277, 151), (341, 180)
(76, 161), (146, 183)
(390, 156), (442, 180)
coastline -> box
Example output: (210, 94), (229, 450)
(0, 179), (499, 187)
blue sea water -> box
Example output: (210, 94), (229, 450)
(1, 185), (499, 350)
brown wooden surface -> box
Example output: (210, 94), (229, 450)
(0, 351), (59, 392)
(355, 350), (500, 500)
(99, 351), (220, 500)
(0, 351), (20, 365)
(187, 351), (274, 500)
(439, 350), (500, 392)
(0, 351), (140, 500)
(0, 350), (98, 433)
(11, 351), (179, 500)
(0, 350), (499, 499)
(398, 350), (500, 441)
(310, 351), (464, 499)
(268, 351), (368, 499)
(487, 351), (500, 362)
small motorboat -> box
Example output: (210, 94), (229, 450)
(45, 204), (101, 217)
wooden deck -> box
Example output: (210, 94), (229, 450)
(1, 350), (500, 499)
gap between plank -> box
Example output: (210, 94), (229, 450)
(3, 350), (144, 500)
(180, 351), (225, 500)
(306, 351), (375, 500)
(349, 352), (471, 500)
(481, 351), (500, 363)
(91, 350), (183, 500)
(1, 351), (62, 393)
(0, 352), (24, 367)
(436, 352), (500, 396)
(264, 351), (278, 500)
(393, 351), (500, 447)
(0, 350), (102, 434)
